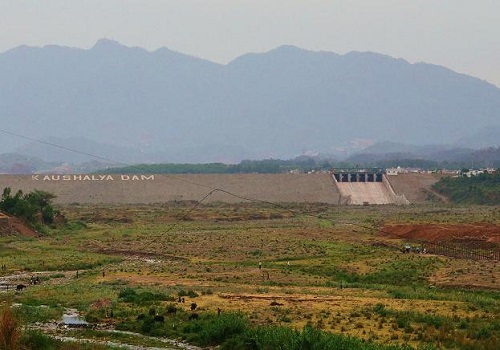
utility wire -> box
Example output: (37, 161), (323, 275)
(0, 127), (411, 251)
(0, 128), (118, 164)
(0, 127), (214, 190)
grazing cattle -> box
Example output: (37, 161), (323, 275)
(188, 313), (199, 321)
(16, 284), (26, 291)
(149, 308), (156, 316)
(153, 315), (165, 323)
(167, 305), (177, 314)
(190, 302), (197, 311)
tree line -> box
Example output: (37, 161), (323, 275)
(102, 156), (500, 175)
(104, 158), (324, 174)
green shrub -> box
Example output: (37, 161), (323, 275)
(433, 173), (500, 205)
(21, 330), (55, 349)
(118, 287), (174, 305)
(373, 303), (388, 317)
(0, 188), (57, 226)
(474, 326), (492, 340)
(65, 220), (88, 231)
(198, 313), (248, 346)
(244, 324), (410, 350)
(178, 289), (199, 298)
(14, 304), (62, 324)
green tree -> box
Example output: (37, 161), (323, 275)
(0, 188), (57, 225)
(25, 190), (56, 224)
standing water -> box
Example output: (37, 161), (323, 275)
(62, 309), (88, 325)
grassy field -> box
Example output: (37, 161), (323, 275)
(1, 202), (499, 349)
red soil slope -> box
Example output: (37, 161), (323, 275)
(0, 212), (38, 237)
(381, 223), (500, 244)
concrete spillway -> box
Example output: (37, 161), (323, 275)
(333, 174), (409, 205)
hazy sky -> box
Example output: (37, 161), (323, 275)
(1, 0), (499, 87)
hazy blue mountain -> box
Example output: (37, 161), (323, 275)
(15, 136), (153, 164)
(454, 125), (500, 149)
(347, 140), (500, 169)
(0, 153), (60, 174)
(1, 40), (499, 163)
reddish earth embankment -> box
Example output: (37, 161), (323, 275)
(381, 223), (500, 244)
(0, 212), (38, 237)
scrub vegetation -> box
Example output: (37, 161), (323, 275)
(0, 187), (57, 227)
(433, 172), (500, 204)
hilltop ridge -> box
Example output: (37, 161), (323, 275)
(1, 40), (499, 163)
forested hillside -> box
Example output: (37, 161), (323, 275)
(432, 172), (500, 204)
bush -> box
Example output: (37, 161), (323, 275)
(14, 304), (62, 324)
(21, 330), (55, 349)
(65, 221), (87, 231)
(0, 187), (57, 225)
(244, 324), (410, 350)
(198, 313), (248, 346)
(474, 326), (492, 340)
(373, 303), (388, 317)
(118, 287), (174, 305)
(178, 289), (199, 298)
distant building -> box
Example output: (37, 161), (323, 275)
(462, 169), (485, 177)
(386, 167), (399, 176)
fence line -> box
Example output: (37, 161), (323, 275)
(419, 240), (500, 261)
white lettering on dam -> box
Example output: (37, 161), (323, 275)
(32, 174), (155, 181)
(120, 175), (155, 181)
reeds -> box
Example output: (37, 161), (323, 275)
(0, 300), (22, 350)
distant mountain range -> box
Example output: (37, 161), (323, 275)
(1, 39), (499, 165)
(346, 143), (500, 169)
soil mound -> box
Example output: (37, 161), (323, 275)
(0, 212), (38, 237)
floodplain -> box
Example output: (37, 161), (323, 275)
(1, 202), (499, 349)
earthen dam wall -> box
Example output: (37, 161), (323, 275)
(0, 174), (342, 205)
(0, 173), (441, 205)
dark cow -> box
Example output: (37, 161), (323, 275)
(167, 305), (177, 314)
(153, 315), (165, 323)
(16, 284), (27, 291)
(188, 313), (199, 321)
(190, 302), (197, 311)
